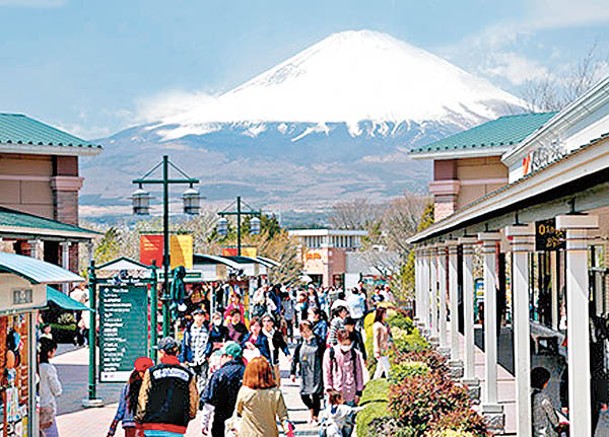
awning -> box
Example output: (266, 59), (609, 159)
(257, 256), (281, 268)
(0, 252), (84, 284)
(97, 256), (150, 271)
(47, 286), (92, 312)
(193, 254), (241, 270)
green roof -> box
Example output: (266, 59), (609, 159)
(411, 112), (558, 155)
(0, 252), (84, 284)
(47, 286), (92, 311)
(0, 113), (102, 150)
(0, 206), (99, 239)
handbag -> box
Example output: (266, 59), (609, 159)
(39, 406), (55, 430)
(225, 413), (242, 437)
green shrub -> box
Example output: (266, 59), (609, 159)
(387, 312), (414, 333)
(356, 401), (392, 437)
(392, 327), (430, 354)
(390, 361), (429, 385)
(395, 349), (449, 377)
(360, 378), (390, 405)
(50, 323), (77, 331)
(388, 373), (470, 434)
(428, 410), (489, 436)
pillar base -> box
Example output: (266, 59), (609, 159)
(82, 398), (104, 408)
(461, 377), (481, 404)
(448, 359), (464, 380)
(438, 347), (451, 358)
(429, 336), (440, 348)
(481, 403), (505, 435)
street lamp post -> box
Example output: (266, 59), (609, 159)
(217, 196), (261, 256)
(132, 155), (200, 339)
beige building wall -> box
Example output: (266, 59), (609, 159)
(0, 155), (54, 218)
(456, 156), (509, 209)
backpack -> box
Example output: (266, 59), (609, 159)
(329, 346), (358, 384)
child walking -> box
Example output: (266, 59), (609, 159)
(107, 357), (154, 437)
(320, 391), (363, 437)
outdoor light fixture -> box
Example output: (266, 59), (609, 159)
(182, 186), (201, 215)
(217, 217), (229, 236)
(250, 217), (261, 235)
(132, 186), (151, 215)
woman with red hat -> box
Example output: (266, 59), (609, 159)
(107, 357), (154, 437)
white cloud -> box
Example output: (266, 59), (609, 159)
(0, 0), (66, 6)
(527, 0), (609, 30)
(134, 90), (219, 124)
(483, 52), (549, 85)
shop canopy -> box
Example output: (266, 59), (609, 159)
(46, 286), (92, 312)
(97, 256), (151, 271)
(0, 252), (84, 284)
(193, 254), (242, 270)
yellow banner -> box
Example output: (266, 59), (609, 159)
(170, 234), (193, 269)
(221, 247), (257, 257)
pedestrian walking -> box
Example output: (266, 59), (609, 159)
(107, 357), (154, 437)
(319, 390), (364, 437)
(323, 330), (364, 407)
(346, 288), (366, 329)
(327, 301), (349, 346)
(136, 337), (199, 437)
(224, 293), (245, 324)
(232, 357), (295, 437)
(309, 307), (329, 342)
(205, 311), (230, 359)
(344, 317), (367, 362)
(179, 309), (209, 392)
(531, 367), (560, 437)
(259, 314), (291, 387)
(290, 320), (325, 426)
(227, 308), (249, 343)
(200, 342), (246, 437)
(281, 291), (296, 342)
(372, 307), (391, 379)
(39, 337), (62, 437)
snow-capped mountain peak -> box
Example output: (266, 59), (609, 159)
(153, 30), (526, 140)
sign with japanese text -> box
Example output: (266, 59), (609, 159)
(535, 219), (566, 251)
(99, 285), (148, 382)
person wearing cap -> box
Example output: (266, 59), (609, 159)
(179, 308), (209, 392)
(327, 300), (349, 346)
(200, 341), (246, 437)
(136, 337), (198, 436)
(107, 356), (154, 437)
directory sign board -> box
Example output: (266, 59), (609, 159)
(99, 285), (148, 382)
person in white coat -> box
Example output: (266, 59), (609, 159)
(39, 337), (62, 437)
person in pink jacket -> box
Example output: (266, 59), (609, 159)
(322, 329), (364, 407)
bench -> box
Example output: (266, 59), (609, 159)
(530, 321), (564, 356)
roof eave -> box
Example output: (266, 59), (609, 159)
(410, 146), (512, 160)
(0, 225), (100, 240)
(0, 143), (103, 157)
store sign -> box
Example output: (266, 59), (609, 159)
(535, 219), (566, 251)
(99, 285), (148, 382)
(140, 234), (194, 269)
(12, 288), (32, 305)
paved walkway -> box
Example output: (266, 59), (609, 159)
(54, 346), (318, 436)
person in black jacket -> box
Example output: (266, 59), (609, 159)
(205, 312), (230, 359)
(260, 314), (291, 386)
(136, 337), (198, 436)
(344, 317), (367, 362)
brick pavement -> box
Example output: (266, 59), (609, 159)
(55, 346), (319, 436)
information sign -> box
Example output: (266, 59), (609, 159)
(535, 219), (566, 251)
(99, 285), (148, 382)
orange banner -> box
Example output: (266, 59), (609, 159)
(222, 247), (257, 257)
(140, 234), (193, 269)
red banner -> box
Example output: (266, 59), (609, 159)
(140, 235), (163, 266)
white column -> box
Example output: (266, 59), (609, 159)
(437, 245), (448, 349)
(414, 249), (421, 321)
(550, 251), (559, 331)
(447, 241), (461, 362)
(60, 241), (72, 293)
(429, 246), (439, 340)
(421, 248), (430, 329)
(556, 215), (598, 437)
(478, 231), (504, 428)
(506, 224), (535, 437)
(28, 239), (42, 260)
(459, 237), (478, 382)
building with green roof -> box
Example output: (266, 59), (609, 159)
(0, 112), (102, 270)
(409, 112), (556, 220)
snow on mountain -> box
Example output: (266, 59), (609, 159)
(152, 30), (526, 141)
(83, 30), (528, 223)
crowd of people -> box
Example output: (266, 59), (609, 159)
(102, 281), (394, 437)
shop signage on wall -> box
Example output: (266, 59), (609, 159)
(535, 218), (566, 251)
(12, 288), (32, 305)
(99, 285), (148, 382)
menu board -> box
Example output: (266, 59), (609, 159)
(99, 285), (148, 382)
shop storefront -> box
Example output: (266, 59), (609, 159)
(0, 253), (83, 437)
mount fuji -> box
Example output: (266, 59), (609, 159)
(81, 30), (527, 223)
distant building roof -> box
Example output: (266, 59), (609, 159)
(288, 229), (368, 237)
(0, 113), (102, 156)
(0, 206), (99, 241)
(410, 112), (557, 159)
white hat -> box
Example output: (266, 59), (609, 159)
(331, 299), (349, 311)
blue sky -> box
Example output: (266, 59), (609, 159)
(1, 0), (608, 138)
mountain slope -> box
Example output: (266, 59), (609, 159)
(81, 30), (527, 223)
